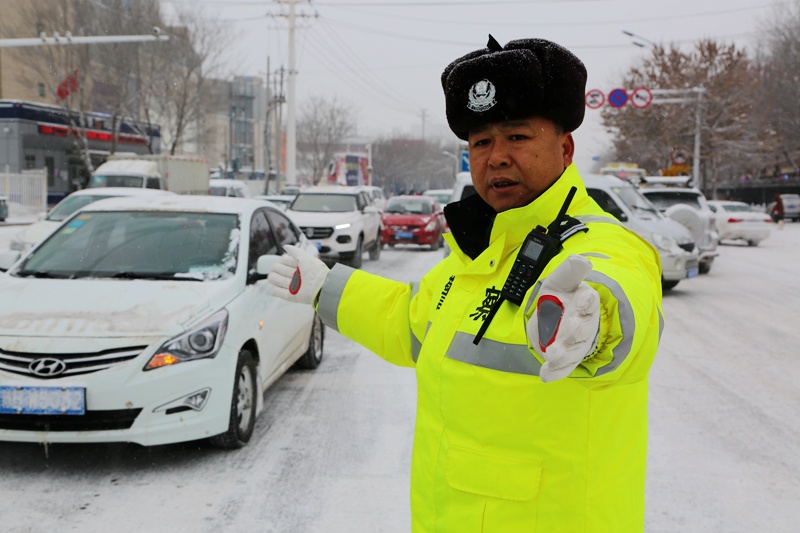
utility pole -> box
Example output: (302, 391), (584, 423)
(272, 1), (317, 185)
(650, 87), (706, 186)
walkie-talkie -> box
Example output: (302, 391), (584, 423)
(473, 187), (579, 345)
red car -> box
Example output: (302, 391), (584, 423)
(381, 195), (446, 250)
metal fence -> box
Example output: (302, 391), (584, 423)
(0, 169), (47, 212)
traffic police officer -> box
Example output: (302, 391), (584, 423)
(269, 35), (663, 532)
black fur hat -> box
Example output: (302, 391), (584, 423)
(441, 35), (587, 140)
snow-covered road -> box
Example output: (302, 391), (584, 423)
(0, 224), (798, 532)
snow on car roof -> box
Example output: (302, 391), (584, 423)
(79, 194), (269, 214)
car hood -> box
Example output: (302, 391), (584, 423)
(287, 210), (358, 226)
(0, 277), (237, 339)
(633, 216), (693, 244)
(383, 213), (433, 225)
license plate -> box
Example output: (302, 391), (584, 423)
(396, 231), (413, 240)
(687, 267), (698, 279)
(0, 386), (86, 415)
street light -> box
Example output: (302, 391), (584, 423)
(442, 150), (459, 176)
(622, 30), (656, 48)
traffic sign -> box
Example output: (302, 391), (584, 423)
(585, 89), (605, 109)
(608, 88), (628, 108)
(631, 87), (653, 109)
(671, 146), (689, 165)
(460, 151), (470, 172)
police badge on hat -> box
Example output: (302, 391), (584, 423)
(467, 79), (496, 112)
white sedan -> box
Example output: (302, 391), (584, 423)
(707, 200), (773, 246)
(0, 195), (323, 448)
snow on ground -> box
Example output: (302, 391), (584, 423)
(0, 220), (798, 532)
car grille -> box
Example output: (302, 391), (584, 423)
(301, 226), (333, 239)
(678, 242), (695, 253)
(0, 346), (146, 379)
(0, 409), (142, 431)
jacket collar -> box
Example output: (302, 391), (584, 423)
(444, 164), (586, 260)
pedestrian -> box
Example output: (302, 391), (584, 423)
(772, 193), (785, 229)
(268, 35), (663, 532)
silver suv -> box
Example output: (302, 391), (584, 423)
(638, 178), (719, 274)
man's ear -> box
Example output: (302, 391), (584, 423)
(562, 132), (575, 167)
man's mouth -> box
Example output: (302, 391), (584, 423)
(491, 180), (517, 189)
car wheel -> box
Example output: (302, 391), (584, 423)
(369, 237), (381, 261)
(429, 232), (441, 251)
(698, 261), (712, 275)
(347, 236), (363, 269)
(294, 313), (324, 369)
(210, 349), (258, 449)
(747, 240), (759, 247)
(662, 278), (679, 291)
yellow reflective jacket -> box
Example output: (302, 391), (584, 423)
(317, 164), (663, 532)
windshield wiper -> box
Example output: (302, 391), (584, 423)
(109, 271), (200, 281)
(15, 269), (66, 279)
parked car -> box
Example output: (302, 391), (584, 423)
(0, 195), (7, 222)
(256, 195), (294, 211)
(364, 185), (387, 213)
(638, 178), (719, 274)
(0, 195), (323, 448)
(280, 185), (302, 197)
(422, 188), (454, 205)
(287, 185), (382, 268)
(766, 193), (800, 222)
(9, 187), (175, 253)
(448, 172), (476, 203)
(583, 174), (699, 291)
(381, 195), (446, 250)
(707, 200), (772, 246)
(209, 178), (253, 198)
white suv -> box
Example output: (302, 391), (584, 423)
(287, 185), (382, 268)
(638, 178), (719, 274)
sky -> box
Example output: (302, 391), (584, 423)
(164, 0), (784, 171)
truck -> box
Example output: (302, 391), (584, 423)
(323, 153), (371, 186)
(87, 154), (209, 195)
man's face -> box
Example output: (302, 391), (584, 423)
(467, 116), (574, 212)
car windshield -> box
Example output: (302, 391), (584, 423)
(88, 175), (145, 188)
(209, 186), (229, 197)
(386, 199), (433, 214)
(13, 211), (240, 281)
(613, 186), (661, 219)
(644, 191), (702, 211)
(425, 192), (451, 204)
(291, 193), (357, 212)
(47, 195), (114, 221)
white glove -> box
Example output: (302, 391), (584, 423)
(267, 245), (330, 305)
(526, 254), (601, 383)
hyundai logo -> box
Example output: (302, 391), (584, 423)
(29, 358), (67, 377)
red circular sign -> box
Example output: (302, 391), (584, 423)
(631, 87), (653, 109)
(585, 89), (605, 109)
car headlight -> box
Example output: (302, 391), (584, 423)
(145, 309), (228, 370)
(424, 219), (438, 232)
(651, 232), (678, 252)
(334, 223), (351, 230)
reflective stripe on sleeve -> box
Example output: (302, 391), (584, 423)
(584, 269), (635, 376)
(445, 332), (542, 376)
(316, 264), (356, 333)
(409, 281), (423, 362)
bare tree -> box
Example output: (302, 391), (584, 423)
(296, 96), (356, 181)
(758, 1), (800, 174)
(371, 136), (455, 195)
(138, 6), (233, 155)
(601, 40), (775, 196)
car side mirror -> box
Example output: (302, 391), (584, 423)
(0, 250), (22, 272)
(363, 205), (379, 214)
